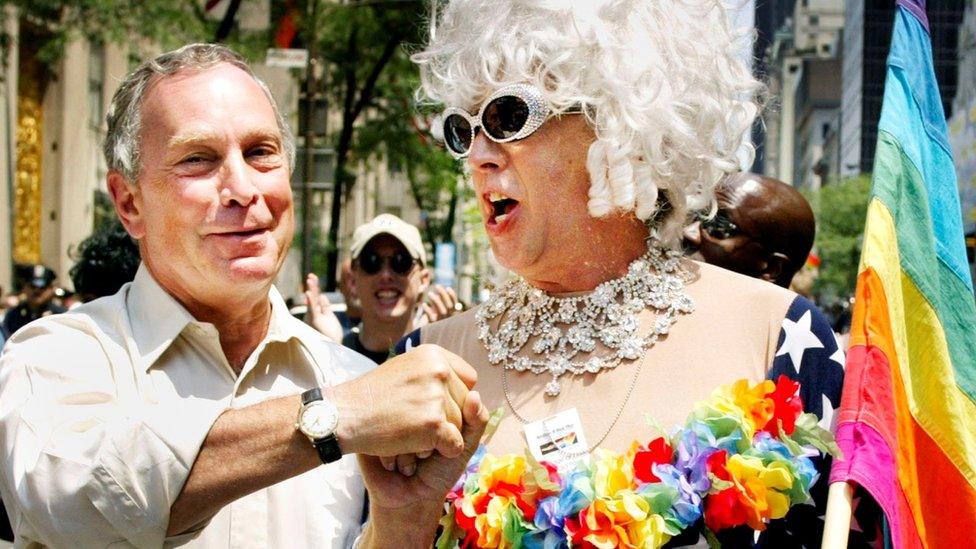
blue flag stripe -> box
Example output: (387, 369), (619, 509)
(877, 7), (972, 291)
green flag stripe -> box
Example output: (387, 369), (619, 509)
(872, 130), (976, 403)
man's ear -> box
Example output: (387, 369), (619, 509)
(348, 269), (360, 297)
(760, 252), (790, 286)
(106, 171), (145, 239)
(418, 266), (431, 294)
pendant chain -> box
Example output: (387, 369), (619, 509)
(501, 352), (647, 453)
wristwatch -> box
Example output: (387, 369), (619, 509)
(296, 387), (343, 464)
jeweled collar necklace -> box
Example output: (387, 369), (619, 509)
(475, 242), (695, 396)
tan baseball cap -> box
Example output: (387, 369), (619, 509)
(349, 214), (427, 265)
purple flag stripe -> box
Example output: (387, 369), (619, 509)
(897, 0), (930, 32)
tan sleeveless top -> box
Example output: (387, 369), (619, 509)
(418, 261), (799, 455)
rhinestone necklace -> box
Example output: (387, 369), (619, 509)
(476, 242), (695, 397)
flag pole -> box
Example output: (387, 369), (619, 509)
(821, 481), (854, 549)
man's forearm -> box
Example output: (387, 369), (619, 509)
(167, 394), (319, 536)
(359, 503), (444, 548)
(168, 346), (476, 537)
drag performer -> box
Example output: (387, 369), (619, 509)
(390, 0), (852, 545)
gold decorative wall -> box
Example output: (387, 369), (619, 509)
(13, 63), (43, 265)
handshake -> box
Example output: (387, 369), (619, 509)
(327, 344), (489, 522)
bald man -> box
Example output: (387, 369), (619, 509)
(684, 173), (816, 288)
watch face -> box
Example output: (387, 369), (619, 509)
(299, 401), (339, 439)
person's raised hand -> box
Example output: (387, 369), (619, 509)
(330, 344), (477, 459)
(304, 273), (343, 342)
(418, 285), (462, 327)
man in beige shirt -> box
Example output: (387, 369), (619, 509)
(0, 44), (485, 548)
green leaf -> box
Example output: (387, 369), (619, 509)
(435, 508), (462, 549)
(483, 407), (505, 445)
(705, 527), (723, 548)
(637, 483), (680, 516)
(791, 414), (843, 459)
(524, 449), (561, 492)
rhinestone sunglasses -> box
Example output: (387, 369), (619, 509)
(697, 211), (741, 240)
(441, 83), (580, 158)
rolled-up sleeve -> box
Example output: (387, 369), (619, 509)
(0, 322), (227, 548)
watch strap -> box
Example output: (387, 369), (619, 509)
(301, 387), (323, 406)
(312, 433), (343, 464)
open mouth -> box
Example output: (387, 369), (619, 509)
(375, 289), (402, 306)
(486, 192), (520, 226)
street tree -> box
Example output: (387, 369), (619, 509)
(0, 0), (274, 97)
(1, 2), (211, 70)
(354, 51), (466, 250)
(805, 174), (872, 302)
(314, 1), (463, 289)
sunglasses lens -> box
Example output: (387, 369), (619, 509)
(444, 114), (473, 155)
(359, 252), (415, 275)
(482, 95), (530, 140)
(391, 254), (414, 275)
(701, 214), (737, 240)
(359, 252), (382, 275)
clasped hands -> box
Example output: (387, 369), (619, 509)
(330, 344), (488, 512)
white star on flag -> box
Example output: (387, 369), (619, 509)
(775, 310), (824, 373)
(819, 394), (837, 431)
(829, 347), (845, 367)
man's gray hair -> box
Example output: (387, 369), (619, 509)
(104, 43), (296, 182)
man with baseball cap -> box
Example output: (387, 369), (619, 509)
(2, 264), (66, 337)
(341, 214), (457, 363)
(342, 214), (428, 363)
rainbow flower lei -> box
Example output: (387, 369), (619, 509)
(436, 376), (841, 549)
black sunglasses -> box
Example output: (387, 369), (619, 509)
(358, 251), (417, 275)
(698, 211), (741, 240)
(441, 83), (580, 158)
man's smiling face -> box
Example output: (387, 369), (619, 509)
(123, 63), (294, 307)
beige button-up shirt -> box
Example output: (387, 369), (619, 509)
(0, 266), (375, 548)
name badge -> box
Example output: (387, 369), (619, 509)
(523, 408), (589, 472)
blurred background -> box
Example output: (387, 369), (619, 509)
(0, 0), (973, 322)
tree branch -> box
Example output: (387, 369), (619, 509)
(350, 30), (403, 125)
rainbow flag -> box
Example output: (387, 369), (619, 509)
(828, 1), (976, 547)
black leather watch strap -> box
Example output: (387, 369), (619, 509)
(312, 434), (343, 464)
(301, 387), (322, 405)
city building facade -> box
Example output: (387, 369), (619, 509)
(841, 0), (965, 178)
(948, 0), (976, 286)
(0, 3), (469, 304)
(759, 0), (844, 189)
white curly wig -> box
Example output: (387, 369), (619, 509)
(412, 0), (762, 243)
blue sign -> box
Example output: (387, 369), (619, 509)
(434, 242), (456, 288)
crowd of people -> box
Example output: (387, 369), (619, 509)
(0, 0), (870, 547)
(0, 221), (142, 343)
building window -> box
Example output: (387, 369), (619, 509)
(810, 15), (819, 26)
(88, 41), (105, 130)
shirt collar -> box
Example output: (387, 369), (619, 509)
(127, 264), (299, 372)
(264, 285), (298, 345)
(126, 264), (197, 372)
